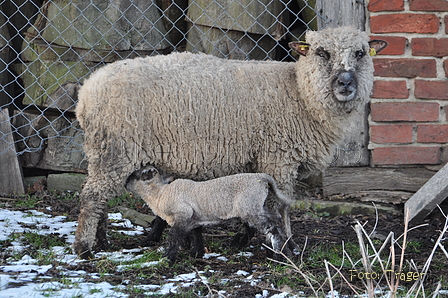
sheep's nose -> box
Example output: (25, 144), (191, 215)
(338, 72), (355, 87)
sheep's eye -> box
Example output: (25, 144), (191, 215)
(355, 50), (365, 59)
(316, 48), (330, 60)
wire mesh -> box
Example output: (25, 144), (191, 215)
(0, 0), (326, 173)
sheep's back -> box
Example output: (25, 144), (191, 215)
(76, 52), (301, 180)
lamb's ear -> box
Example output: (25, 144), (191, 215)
(289, 42), (310, 56)
(162, 175), (175, 184)
(368, 40), (388, 56)
(140, 166), (159, 181)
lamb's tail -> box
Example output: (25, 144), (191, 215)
(265, 176), (293, 206)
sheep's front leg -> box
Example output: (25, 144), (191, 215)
(74, 167), (129, 259)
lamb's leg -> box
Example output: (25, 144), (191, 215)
(189, 226), (205, 258)
(142, 216), (168, 246)
(279, 203), (300, 252)
(164, 223), (190, 263)
(231, 223), (257, 248)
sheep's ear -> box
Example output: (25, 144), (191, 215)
(289, 42), (310, 56)
(368, 40), (388, 56)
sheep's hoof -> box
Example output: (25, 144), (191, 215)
(73, 241), (95, 260)
(77, 248), (95, 260)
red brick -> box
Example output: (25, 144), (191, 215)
(444, 59), (448, 77)
(370, 14), (439, 34)
(370, 124), (413, 143)
(371, 102), (439, 122)
(371, 36), (407, 55)
(373, 146), (441, 165)
(412, 38), (448, 57)
(371, 80), (409, 99)
(410, 0), (448, 11)
(368, 0), (404, 11)
(417, 125), (448, 143)
(446, 16), (448, 34)
(415, 80), (448, 100)
(373, 58), (436, 78)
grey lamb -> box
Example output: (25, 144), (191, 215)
(73, 26), (387, 259)
(126, 166), (293, 262)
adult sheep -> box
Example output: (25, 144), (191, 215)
(74, 26), (387, 259)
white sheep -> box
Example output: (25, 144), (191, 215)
(126, 166), (293, 261)
(73, 26), (387, 259)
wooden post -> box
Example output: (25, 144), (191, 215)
(0, 7), (11, 107)
(0, 109), (25, 195)
(405, 162), (448, 224)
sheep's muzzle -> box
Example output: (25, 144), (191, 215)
(333, 71), (357, 102)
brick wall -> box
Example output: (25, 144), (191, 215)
(367, 0), (448, 167)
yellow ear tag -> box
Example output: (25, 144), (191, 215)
(369, 48), (377, 56)
(299, 45), (309, 51)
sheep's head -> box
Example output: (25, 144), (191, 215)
(289, 27), (387, 114)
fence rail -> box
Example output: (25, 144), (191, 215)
(0, 0), (325, 174)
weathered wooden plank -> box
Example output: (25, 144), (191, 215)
(330, 105), (369, 167)
(12, 60), (101, 108)
(323, 167), (435, 197)
(405, 162), (448, 224)
(327, 190), (412, 205)
(187, 0), (284, 37)
(186, 24), (277, 60)
(0, 109), (25, 195)
(29, 0), (171, 51)
(316, 0), (366, 30)
(0, 9), (12, 107)
(12, 111), (87, 173)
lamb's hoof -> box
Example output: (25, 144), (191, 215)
(163, 249), (178, 265)
(189, 247), (205, 258)
(141, 237), (157, 247)
(231, 232), (249, 248)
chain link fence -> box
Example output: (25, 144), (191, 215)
(0, 0), (326, 174)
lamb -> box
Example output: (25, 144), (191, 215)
(73, 26), (387, 259)
(126, 165), (293, 261)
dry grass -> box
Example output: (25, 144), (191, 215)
(267, 206), (448, 297)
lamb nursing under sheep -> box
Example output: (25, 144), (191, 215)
(126, 166), (293, 261)
(73, 26), (387, 259)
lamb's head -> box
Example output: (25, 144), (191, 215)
(289, 26), (387, 115)
(125, 165), (166, 195)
